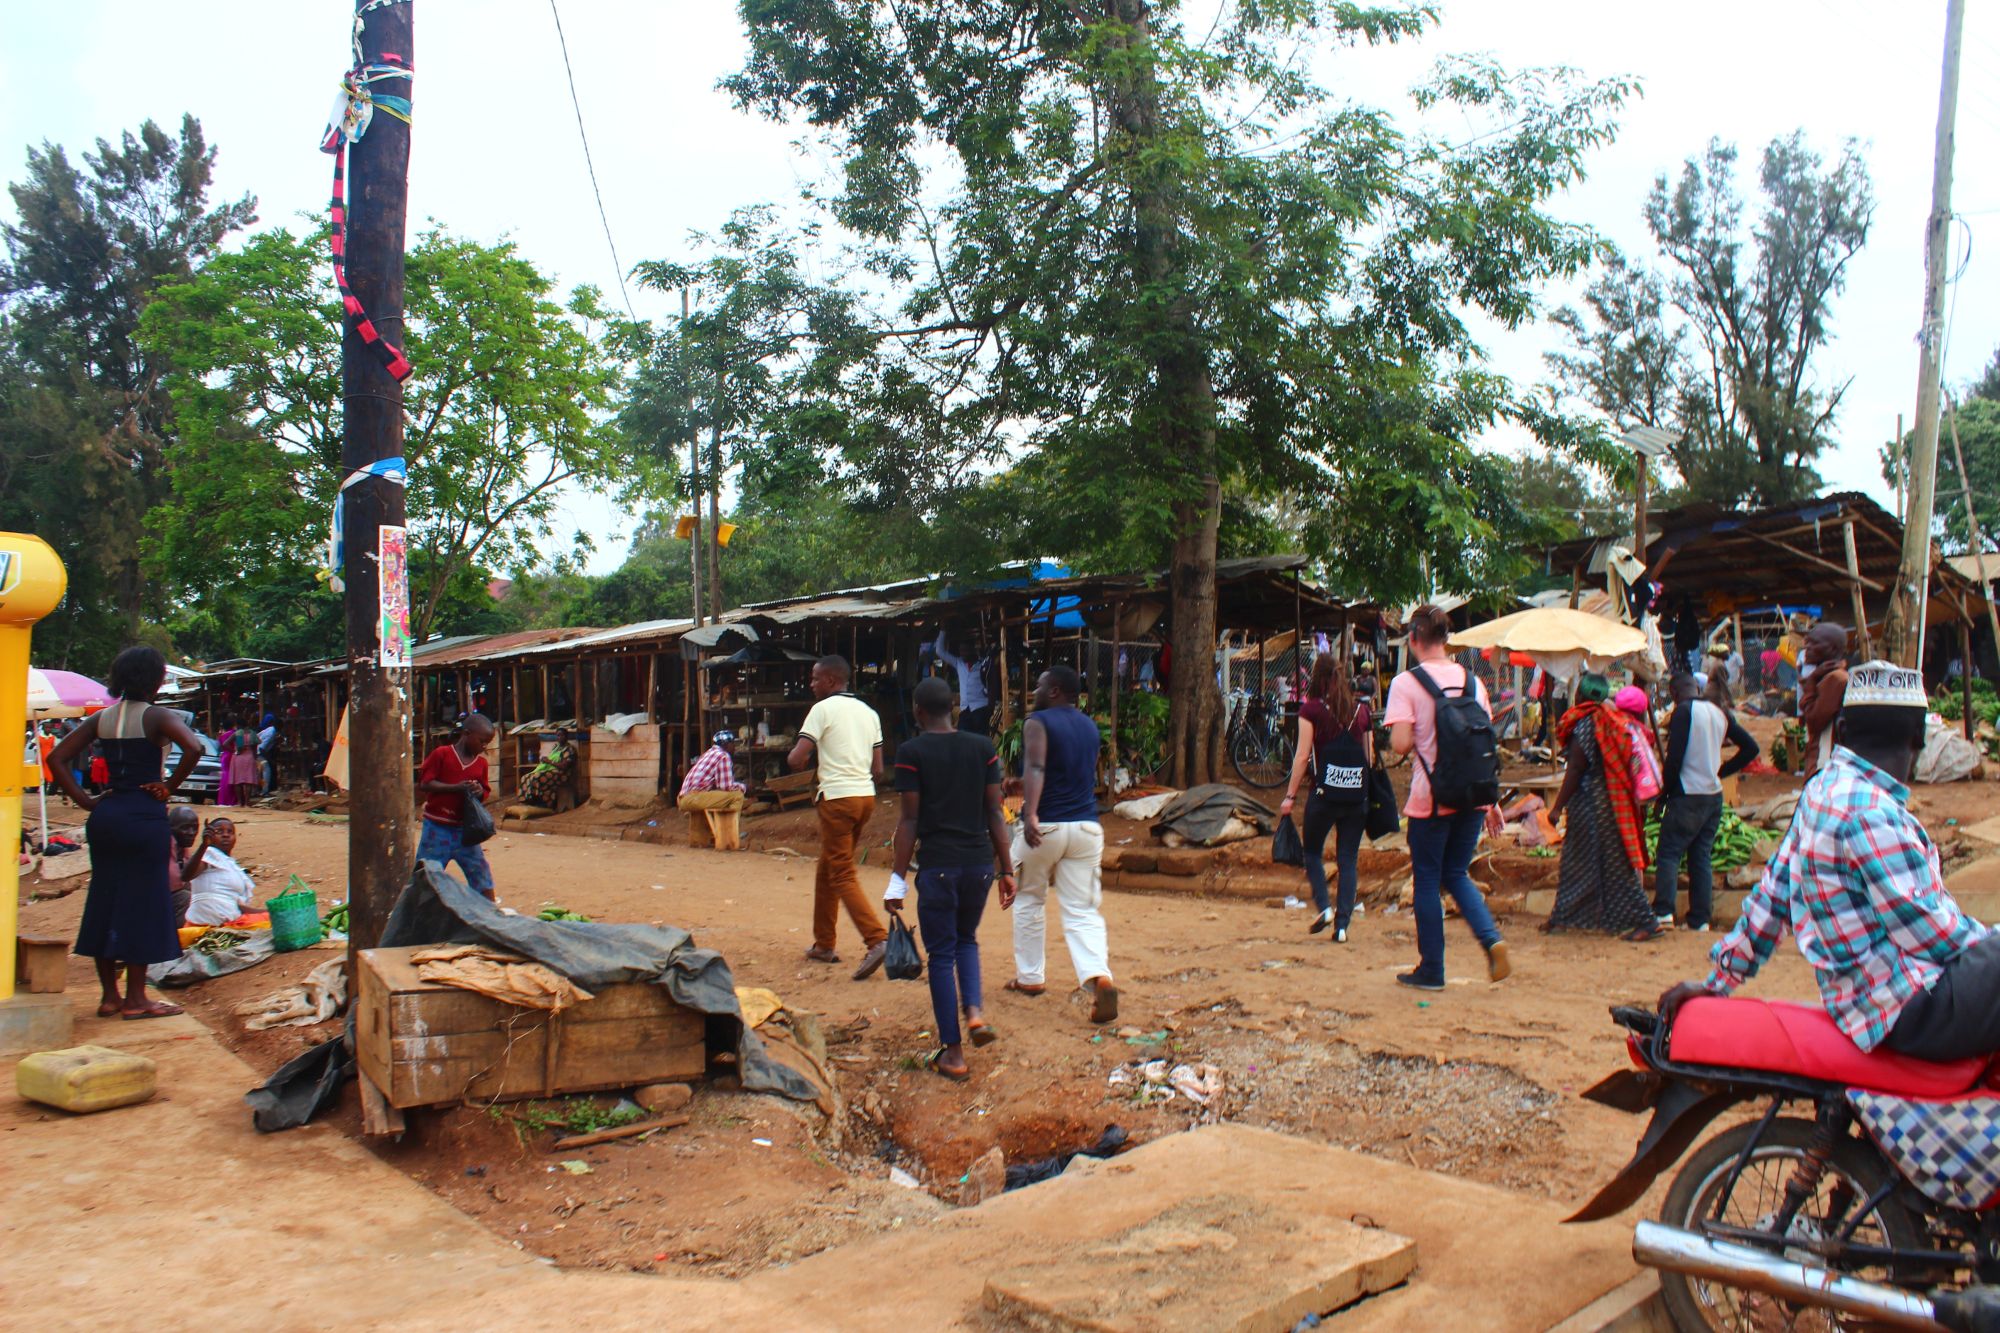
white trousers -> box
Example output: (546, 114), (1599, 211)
(1011, 819), (1110, 986)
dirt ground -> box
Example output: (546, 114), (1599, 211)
(19, 760), (2000, 1286)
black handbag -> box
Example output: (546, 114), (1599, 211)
(460, 794), (497, 846)
(1364, 755), (1401, 842)
(1271, 814), (1305, 867)
(884, 914), (925, 980)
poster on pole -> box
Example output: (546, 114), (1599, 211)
(378, 524), (412, 668)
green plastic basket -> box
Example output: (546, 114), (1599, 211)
(266, 875), (323, 952)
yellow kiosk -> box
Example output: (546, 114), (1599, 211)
(1, 533), (72, 1055)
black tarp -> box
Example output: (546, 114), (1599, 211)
(244, 861), (816, 1131)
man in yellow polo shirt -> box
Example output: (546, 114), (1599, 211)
(788, 655), (890, 979)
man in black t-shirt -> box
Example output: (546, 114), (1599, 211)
(884, 677), (1017, 1082)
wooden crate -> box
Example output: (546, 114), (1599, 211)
(354, 945), (705, 1110)
(588, 722), (662, 800)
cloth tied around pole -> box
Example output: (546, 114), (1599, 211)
(319, 5), (414, 382)
(323, 456), (405, 591)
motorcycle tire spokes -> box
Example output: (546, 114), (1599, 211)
(1660, 1116), (1920, 1332)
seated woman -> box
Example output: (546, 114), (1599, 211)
(182, 818), (259, 927)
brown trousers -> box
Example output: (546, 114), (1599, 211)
(815, 795), (886, 951)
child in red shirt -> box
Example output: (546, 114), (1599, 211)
(416, 714), (496, 897)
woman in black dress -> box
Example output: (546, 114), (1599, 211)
(47, 647), (204, 1019)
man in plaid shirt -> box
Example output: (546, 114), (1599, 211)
(679, 730), (746, 816)
(1660, 662), (2000, 1061)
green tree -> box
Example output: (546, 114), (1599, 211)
(1556, 133), (1873, 508)
(138, 226), (652, 651)
(0, 115), (256, 664)
(728, 1), (1631, 783)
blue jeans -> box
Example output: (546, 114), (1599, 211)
(417, 818), (495, 897)
(1407, 810), (1500, 981)
(1302, 795), (1366, 929)
(1652, 794), (1724, 928)
(914, 864), (992, 1047)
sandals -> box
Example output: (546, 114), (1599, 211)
(1622, 925), (1665, 944)
(96, 1001), (123, 1018)
(1003, 979), (1045, 996)
(122, 1000), (183, 1020)
(925, 1048), (971, 1082)
(966, 1020), (998, 1048)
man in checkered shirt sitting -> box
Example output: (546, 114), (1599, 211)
(1659, 662), (2000, 1063)
(679, 730), (747, 816)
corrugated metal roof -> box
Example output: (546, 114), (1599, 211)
(483, 618), (693, 660)
(409, 627), (601, 667)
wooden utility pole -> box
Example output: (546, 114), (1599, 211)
(342, 0), (414, 955)
(1883, 0), (1964, 666)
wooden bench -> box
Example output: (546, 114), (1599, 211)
(686, 806), (742, 851)
(16, 933), (70, 994)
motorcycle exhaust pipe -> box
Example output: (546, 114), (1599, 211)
(1634, 1220), (1945, 1332)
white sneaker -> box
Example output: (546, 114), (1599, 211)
(1655, 914), (1675, 930)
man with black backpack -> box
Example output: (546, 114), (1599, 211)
(1384, 605), (1510, 992)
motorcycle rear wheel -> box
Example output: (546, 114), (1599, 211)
(1658, 1116), (1922, 1332)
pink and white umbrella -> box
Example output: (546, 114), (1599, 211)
(27, 667), (113, 720)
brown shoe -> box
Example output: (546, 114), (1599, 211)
(851, 941), (888, 980)
(1090, 981), (1119, 1025)
(1487, 940), (1512, 983)
(805, 947), (841, 964)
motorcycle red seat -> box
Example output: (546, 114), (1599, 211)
(1670, 996), (1988, 1098)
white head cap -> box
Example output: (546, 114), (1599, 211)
(1842, 661), (1927, 710)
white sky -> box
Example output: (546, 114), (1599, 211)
(7, 2), (1999, 574)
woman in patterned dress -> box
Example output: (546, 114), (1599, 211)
(1545, 675), (1661, 940)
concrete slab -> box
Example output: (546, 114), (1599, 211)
(981, 1194), (1415, 1331)
(0, 991), (72, 1057)
(1946, 855), (2000, 926)
(1959, 815), (2000, 845)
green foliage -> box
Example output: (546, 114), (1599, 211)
(1099, 689), (1171, 777)
(726, 0), (1635, 609)
(487, 1095), (643, 1142)
(0, 115), (256, 666)
(1552, 133), (1873, 510)
(138, 226), (654, 654)
(1930, 677), (1998, 726)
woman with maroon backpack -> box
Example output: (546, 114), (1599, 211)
(1280, 654), (1373, 942)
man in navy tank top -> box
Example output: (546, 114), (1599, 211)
(1008, 664), (1117, 1024)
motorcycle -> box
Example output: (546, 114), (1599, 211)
(1570, 995), (2000, 1331)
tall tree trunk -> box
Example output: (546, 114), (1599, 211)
(1107, 0), (1224, 787)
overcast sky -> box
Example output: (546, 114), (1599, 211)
(7, 2), (1999, 575)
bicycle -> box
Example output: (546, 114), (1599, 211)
(1226, 690), (1295, 788)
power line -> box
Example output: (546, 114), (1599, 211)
(547, 0), (637, 321)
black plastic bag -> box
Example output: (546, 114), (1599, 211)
(1271, 814), (1305, 867)
(884, 914), (924, 980)
(1004, 1124), (1130, 1190)
(460, 794), (497, 846)
(1365, 766), (1401, 841)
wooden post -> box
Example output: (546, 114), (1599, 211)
(340, 0), (415, 956)
(1842, 520), (1872, 657)
(1108, 596), (1122, 788)
(1963, 615), (1976, 741)
(1568, 567), (1581, 610)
